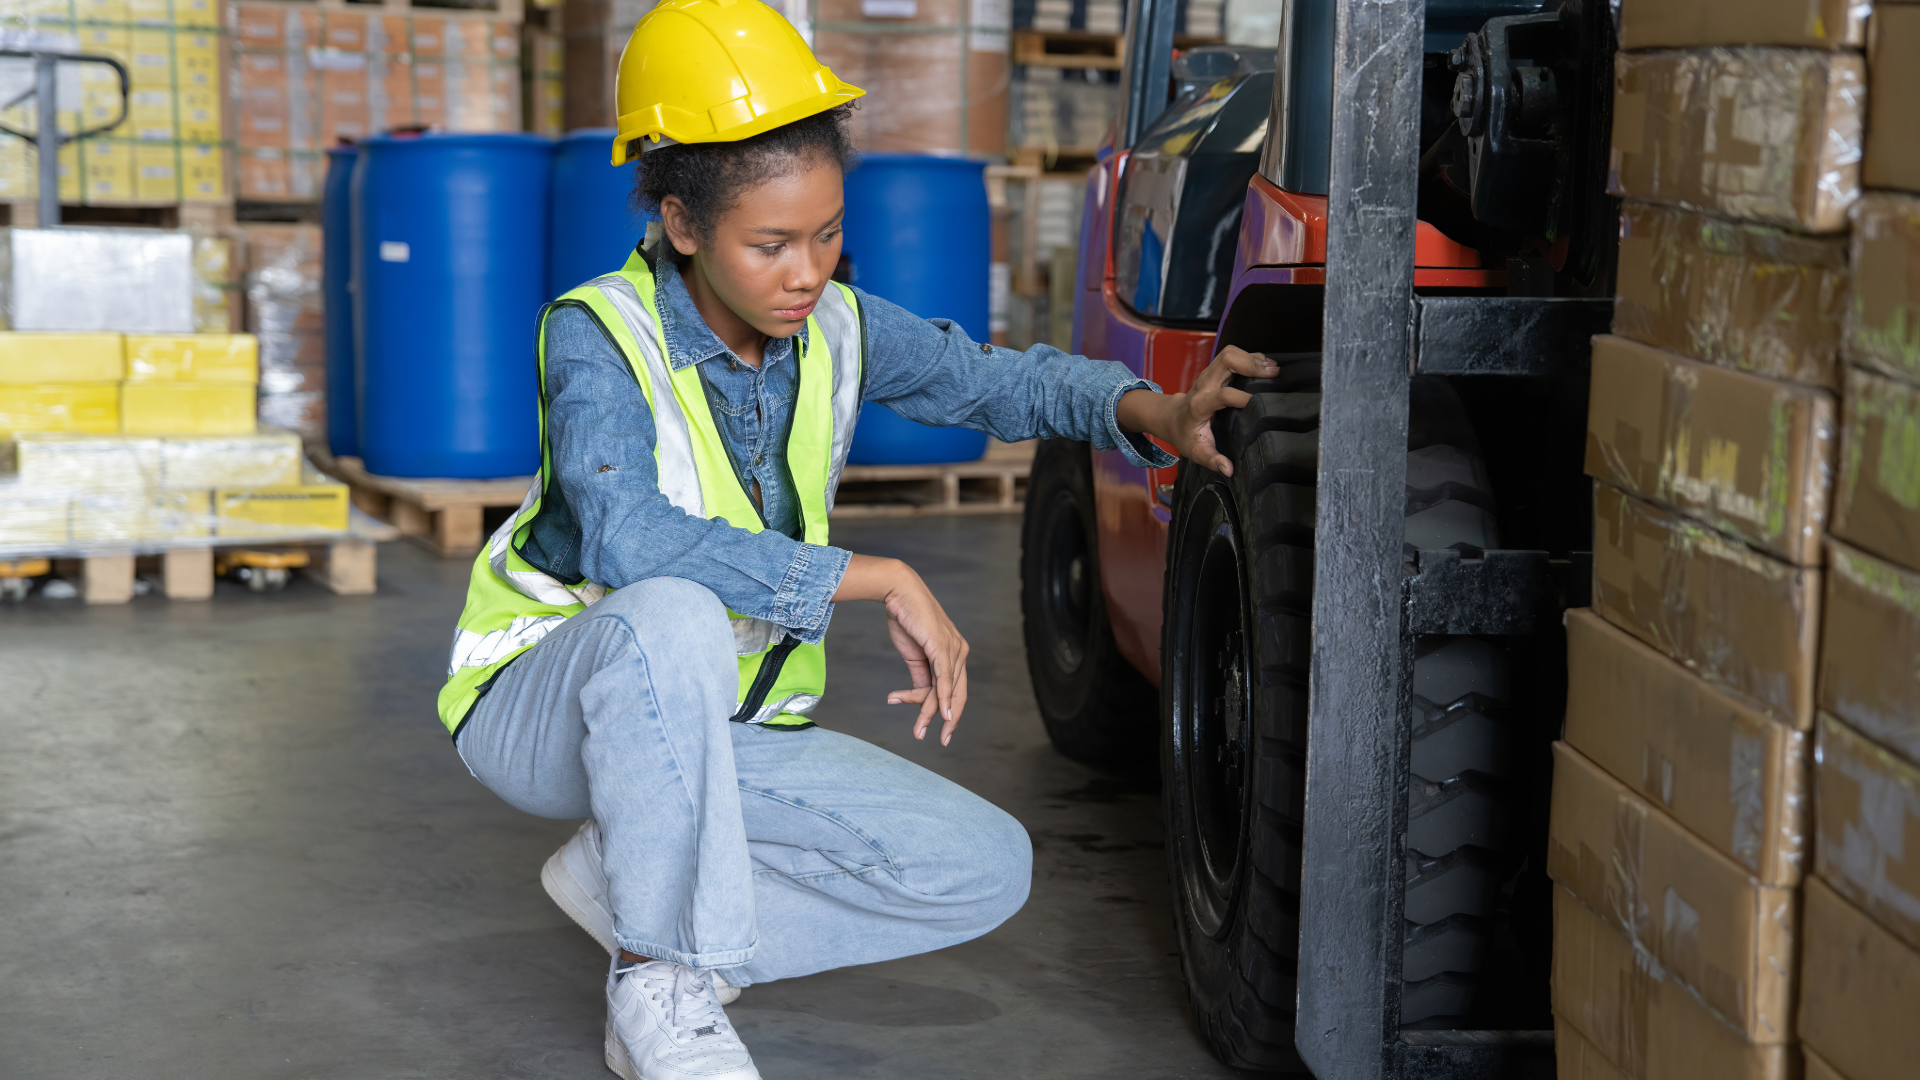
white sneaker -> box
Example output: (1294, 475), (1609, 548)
(605, 958), (760, 1080)
(543, 821), (742, 1004)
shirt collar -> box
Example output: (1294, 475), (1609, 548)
(652, 257), (801, 373)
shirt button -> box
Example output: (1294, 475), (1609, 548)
(979, 342), (992, 354)
(753, 454), (764, 466)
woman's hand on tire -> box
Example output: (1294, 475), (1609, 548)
(1116, 346), (1279, 476)
(834, 553), (970, 744)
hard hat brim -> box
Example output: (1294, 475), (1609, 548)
(611, 83), (866, 166)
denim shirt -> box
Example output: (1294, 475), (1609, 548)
(539, 255), (1175, 644)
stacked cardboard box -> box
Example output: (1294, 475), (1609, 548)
(0, 0), (229, 205)
(1795, 8), (1920, 1080)
(1554, 1), (1871, 1076)
(230, 1), (522, 200)
(812, 0), (1010, 156)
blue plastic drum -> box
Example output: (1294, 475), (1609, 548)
(351, 133), (554, 479)
(840, 154), (991, 466)
(548, 128), (645, 299)
(322, 144), (357, 458)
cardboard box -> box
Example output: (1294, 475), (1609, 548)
(123, 334), (259, 383)
(119, 382), (255, 435)
(1552, 1019), (1632, 1080)
(10, 433), (160, 492)
(1618, 0), (1865, 49)
(1819, 539), (1920, 770)
(0, 384), (120, 433)
(1814, 713), (1920, 953)
(1593, 484), (1821, 726)
(1833, 366), (1920, 572)
(1585, 336), (1836, 565)
(1609, 48), (1865, 233)
(1564, 608), (1807, 883)
(1799, 875), (1920, 1080)
(1865, 4), (1920, 193)
(1614, 200), (1848, 388)
(1552, 887), (1792, 1080)
(1847, 194), (1920, 385)
(214, 477), (349, 536)
(0, 333), (125, 383)
(159, 430), (303, 489)
(1548, 742), (1796, 1040)
(1805, 1048), (1849, 1080)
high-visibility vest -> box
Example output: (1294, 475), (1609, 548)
(436, 249), (865, 735)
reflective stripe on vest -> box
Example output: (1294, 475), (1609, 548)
(435, 250), (864, 735)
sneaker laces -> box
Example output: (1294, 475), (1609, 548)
(619, 961), (736, 1045)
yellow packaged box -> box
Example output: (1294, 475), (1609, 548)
(1833, 365), (1920, 574)
(1618, 0), (1866, 50)
(124, 334), (260, 383)
(0, 384), (120, 433)
(1799, 875), (1920, 1080)
(1609, 48), (1865, 234)
(1848, 194), (1920, 385)
(214, 477), (349, 537)
(1548, 742), (1796, 1041)
(1865, 4), (1920, 194)
(1585, 335), (1836, 565)
(1819, 540), (1920, 775)
(1814, 713), (1920, 952)
(1614, 200), (1848, 388)
(1564, 608), (1807, 884)
(10, 433), (159, 492)
(1552, 887), (1792, 1080)
(0, 333), (125, 383)
(1593, 483), (1821, 727)
(119, 382), (255, 435)
(159, 429), (303, 489)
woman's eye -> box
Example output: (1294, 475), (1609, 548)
(756, 243), (784, 256)
(819, 228), (841, 243)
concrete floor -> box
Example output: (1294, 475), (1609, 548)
(0, 515), (1258, 1080)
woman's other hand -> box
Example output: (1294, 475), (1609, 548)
(833, 554), (970, 745)
(1115, 345), (1279, 476)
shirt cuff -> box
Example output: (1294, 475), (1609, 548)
(1105, 378), (1179, 469)
(770, 542), (852, 645)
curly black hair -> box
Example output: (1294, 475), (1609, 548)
(634, 104), (857, 258)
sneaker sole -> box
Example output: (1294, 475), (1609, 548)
(605, 1021), (642, 1080)
(542, 845), (618, 956)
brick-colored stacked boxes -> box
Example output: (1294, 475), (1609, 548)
(1798, 7), (1920, 1080)
(1551, 1), (1869, 1077)
(0, 0), (228, 205)
(231, 0), (523, 201)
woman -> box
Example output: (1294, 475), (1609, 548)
(439, 2), (1275, 1077)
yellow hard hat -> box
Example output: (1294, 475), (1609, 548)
(612, 0), (865, 165)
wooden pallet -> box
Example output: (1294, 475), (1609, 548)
(832, 440), (1034, 518)
(4, 535), (378, 604)
(315, 452), (532, 558)
(1013, 29), (1124, 70)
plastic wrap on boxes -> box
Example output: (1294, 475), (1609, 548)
(1865, 4), (1920, 194)
(1847, 194), (1920, 386)
(242, 225), (324, 441)
(1592, 483), (1820, 727)
(1547, 741), (1797, 1041)
(1551, 888), (1793, 1080)
(0, 383), (119, 432)
(0, 332), (124, 382)
(0, 478), (69, 547)
(214, 465), (349, 537)
(1819, 539), (1920, 764)
(1617, 0), (1867, 50)
(1609, 48), (1864, 234)
(1799, 876), (1920, 1080)
(1564, 608), (1808, 885)
(9, 228), (194, 332)
(1814, 712), (1920, 953)
(191, 233), (237, 334)
(1614, 201), (1848, 387)
(1584, 335), (1837, 565)
(1833, 366), (1920, 572)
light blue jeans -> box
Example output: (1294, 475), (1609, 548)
(453, 577), (1033, 986)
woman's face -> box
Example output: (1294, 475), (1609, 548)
(662, 156), (845, 341)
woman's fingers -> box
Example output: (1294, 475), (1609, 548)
(1220, 346), (1279, 378)
(940, 664), (969, 746)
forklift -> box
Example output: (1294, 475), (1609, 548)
(1018, 0), (1617, 1075)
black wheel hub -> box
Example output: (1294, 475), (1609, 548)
(1038, 489), (1093, 676)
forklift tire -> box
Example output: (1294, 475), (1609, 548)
(1162, 358), (1514, 1070)
(1020, 438), (1160, 768)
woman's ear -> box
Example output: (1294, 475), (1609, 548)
(659, 195), (700, 257)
